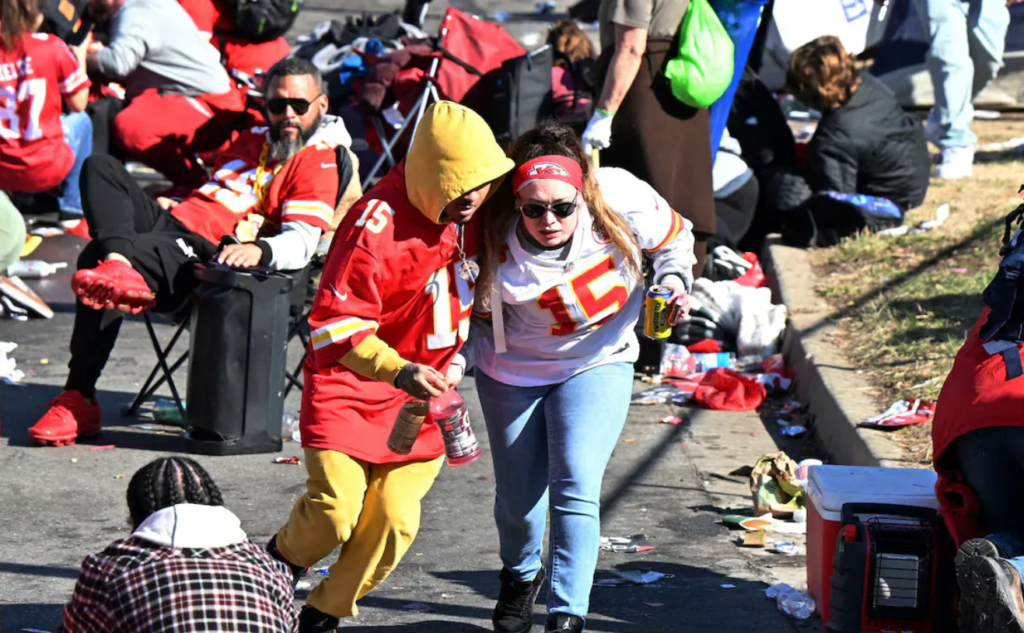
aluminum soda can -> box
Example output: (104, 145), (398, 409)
(644, 285), (674, 339)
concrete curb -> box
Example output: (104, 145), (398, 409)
(761, 237), (914, 468)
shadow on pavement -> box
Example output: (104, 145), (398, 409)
(0, 602), (65, 632)
(2, 382), (187, 452)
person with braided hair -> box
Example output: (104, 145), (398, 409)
(60, 457), (297, 633)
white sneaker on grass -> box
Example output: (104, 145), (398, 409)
(936, 146), (975, 180)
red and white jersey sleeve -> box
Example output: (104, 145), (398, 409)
(276, 146), (338, 233)
(595, 167), (696, 290)
(53, 37), (89, 96)
(471, 167), (696, 387)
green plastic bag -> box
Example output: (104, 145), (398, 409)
(663, 0), (735, 109)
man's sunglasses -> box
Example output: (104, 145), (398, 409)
(518, 190), (579, 219)
(266, 95), (322, 116)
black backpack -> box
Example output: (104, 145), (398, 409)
(981, 203), (1024, 376)
(486, 45), (555, 147)
(230, 0), (302, 43)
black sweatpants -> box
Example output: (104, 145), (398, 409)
(65, 155), (217, 395)
(954, 426), (1024, 552)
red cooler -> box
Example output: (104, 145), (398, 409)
(806, 466), (939, 626)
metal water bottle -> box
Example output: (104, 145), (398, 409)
(430, 390), (481, 466)
(387, 400), (429, 455)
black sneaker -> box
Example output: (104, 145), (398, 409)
(298, 605), (340, 633)
(957, 538), (1002, 632)
(967, 555), (1024, 633)
(493, 566), (545, 633)
(266, 534), (309, 586)
(545, 613), (584, 633)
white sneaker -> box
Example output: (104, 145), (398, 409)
(936, 146), (975, 180)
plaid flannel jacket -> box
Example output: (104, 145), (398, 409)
(61, 536), (297, 632)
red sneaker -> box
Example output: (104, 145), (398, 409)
(72, 260), (155, 314)
(29, 391), (101, 446)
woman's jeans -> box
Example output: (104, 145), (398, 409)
(59, 111), (93, 215)
(913, 0), (1010, 149)
(476, 362), (634, 620)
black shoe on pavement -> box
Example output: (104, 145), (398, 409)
(298, 605), (340, 633)
(266, 534), (309, 586)
(545, 613), (584, 633)
(493, 566), (545, 633)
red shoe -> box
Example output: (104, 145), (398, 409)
(28, 391), (101, 446)
(63, 218), (91, 240)
(72, 260), (155, 314)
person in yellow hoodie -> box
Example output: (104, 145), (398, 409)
(266, 101), (514, 632)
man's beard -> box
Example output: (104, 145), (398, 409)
(269, 114), (321, 161)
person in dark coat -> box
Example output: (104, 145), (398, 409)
(787, 36), (930, 212)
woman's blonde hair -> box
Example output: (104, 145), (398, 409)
(476, 121), (641, 299)
(786, 35), (862, 111)
(1, 0), (42, 52)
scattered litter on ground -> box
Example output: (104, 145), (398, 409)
(859, 399), (935, 429)
(721, 584), (736, 589)
(0, 341), (25, 384)
(0, 276), (54, 318)
(631, 386), (681, 405)
(623, 438), (636, 443)
(521, 31), (542, 46)
(138, 425), (154, 430)
(274, 456), (302, 465)
(282, 412), (301, 442)
(490, 10), (511, 21)
(534, 1), (556, 13)
(773, 542), (801, 556)
(722, 514), (750, 528)
(153, 399), (186, 425)
(740, 516), (778, 532)
(974, 109), (1000, 119)
(600, 534), (655, 553)
(950, 267), (968, 274)
(750, 453), (805, 518)
(39, 358), (48, 364)
(314, 567), (329, 575)
(594, 570), (674, 586)
(910, 377), (941, 390)
(441, 593), (454, 599)
(877, 203), (950, 237)
(794, 459), (822, 482)
(70, 458), (78, 463)
(296, 580), (312, 590)
(114, 474), (125, 479)
(6, 260), (66, 279)
(643, 602), (664, 607)
(779, 426), (807, 437)
(88, 445), (115, 451)
(21, 628), (53, 633)
(742, 531), (767, 547)
(766, 583), (816, 619)
(402, 602), (435, 612)
(657, 416), (684, 425)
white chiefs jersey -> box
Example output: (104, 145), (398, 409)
(471, 167), (696, 387)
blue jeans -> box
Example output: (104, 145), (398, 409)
(913, 0), (1009, 149)
(59, 111), (93, 215)
(476, 363), (634, 621)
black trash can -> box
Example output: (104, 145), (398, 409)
(184, 263), (293, 455)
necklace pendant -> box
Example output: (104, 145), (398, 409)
(459, 260), (481, 282)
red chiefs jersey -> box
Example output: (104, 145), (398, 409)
(301, 162), (478, 463)
(0, 33), (90, 192)
(178, 0), (289, 75)
(171, 128), (338, 244)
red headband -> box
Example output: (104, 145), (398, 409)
(512, 155), (584, 194)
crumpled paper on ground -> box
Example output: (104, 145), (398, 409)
(0, 341), (24, 384)
(750, 452), (805, 519)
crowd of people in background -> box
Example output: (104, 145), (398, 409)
(3, 0), (1024, 631)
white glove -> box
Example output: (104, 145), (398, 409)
(582, 110), (615, 154)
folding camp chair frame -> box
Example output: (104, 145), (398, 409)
(121, 313), (189, 422)
(364, 55), (443, 185)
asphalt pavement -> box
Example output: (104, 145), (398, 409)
(2, 2), (820, 631)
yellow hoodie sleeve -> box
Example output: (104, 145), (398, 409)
(340, 335), (409, 386)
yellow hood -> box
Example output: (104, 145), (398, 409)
(405, 101), (514, 224)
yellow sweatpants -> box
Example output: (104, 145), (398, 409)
(275, 447), (444, 618)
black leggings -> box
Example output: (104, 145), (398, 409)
(65, 155), (215, 395)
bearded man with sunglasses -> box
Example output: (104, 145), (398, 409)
(28, 57), (348, 447)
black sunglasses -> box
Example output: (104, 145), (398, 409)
(266, 95), (322, 116)
(518, 190), (579, 219)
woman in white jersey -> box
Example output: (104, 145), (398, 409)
(467, 122), (696, 633)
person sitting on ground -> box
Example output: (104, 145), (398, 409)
(786, 35), (929, 213)
(85, 0), (249, 188)
(546, 19), (596, 132)
(60, 456), (297, 632)
(932, 216), (1024, 633)
(177, 0), (291, 79)
(28, 57), (346, 447)
(1, 0), (93, 219)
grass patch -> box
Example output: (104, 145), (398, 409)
(808, 120), (1023, 463)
